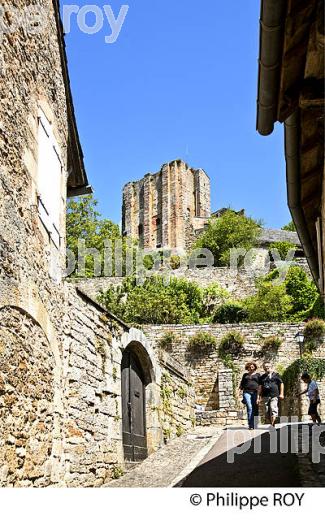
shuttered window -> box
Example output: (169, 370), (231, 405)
(37, 109), (63, 248)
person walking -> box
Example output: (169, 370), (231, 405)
(258, 362), (284, 426)
(239, 362), (260, 430)
(298, 372), (322, 425)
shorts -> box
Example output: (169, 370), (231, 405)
(264, 396), (279, 418)
(308, 399), (320, 415)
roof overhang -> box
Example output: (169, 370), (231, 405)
(53, 0), (93, 197)
(256, 0), (324, 293)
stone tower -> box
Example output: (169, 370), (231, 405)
(122, 159), (211, 250)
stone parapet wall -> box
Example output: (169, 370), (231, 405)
(69, 257), (311, 303)
(68, 267), (258, 301)
(196, 409), (245, 427)
(143, 323), (325, 422)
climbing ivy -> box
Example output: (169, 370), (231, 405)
(160, 372), (173, 415)
(218, 332), (244, 399)
(177, 386), (188, 399)
(176, 424), (184, 437)
(282, 358), (325, 395)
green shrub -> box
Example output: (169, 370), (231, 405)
(218, 331), (245, 360)
(193, 209), (261, 267)
(285, 266), (318, 316)
(244, 281), (292, 322)
(282, 221), (296, 232)
(269, 241), (296, 260)
(99, 276), (203, 325)
(307, 295), (325, 319)
(250, 267), (319, 322)
(261, 336), (282, 357)
(188, 331), (217, 353)
(262, 336), (282, 350)
(202, 283), (231, 316)
(111, 465), (124, 480)
(157, 332), (178, 352)
(213, 302), (248, 324)
(303, 319), (325, 352)
(170, 255), (182, 270)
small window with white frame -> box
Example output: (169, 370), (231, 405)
(37, 108), (63, 248)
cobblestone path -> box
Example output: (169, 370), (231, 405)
(106, 426), (223, 488)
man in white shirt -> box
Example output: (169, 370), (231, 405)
(298, 372), (322, 425)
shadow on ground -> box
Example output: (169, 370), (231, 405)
(175, 426), (303, 487)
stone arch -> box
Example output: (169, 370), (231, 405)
(0, 306), (55, 486)
(119, 328), (162, 455)
(120, 327), (161, 384)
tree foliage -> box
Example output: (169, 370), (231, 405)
(284, 266), (318, 315)
(281, 221), (296, 232)
(66, 195), (132, 277)
(245, 265), (319, 322)
(269, 241), (296, 260)
(193, 209), (261, 267)
(201, 283), (231, 317)
(244, 280), (293, 322)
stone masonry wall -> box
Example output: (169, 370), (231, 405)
(157, 352), (196, 443)
(0, 0), (77, 487)
(143, 323), (325, 426)
(0, 307), (55, 487)
(70, 257), (311, 303)
(61, 287), (126, 487)
(61, 289), (196, 485)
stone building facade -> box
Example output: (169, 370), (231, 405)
(122, 159), (211, 250)
(0, 2), (195, 487)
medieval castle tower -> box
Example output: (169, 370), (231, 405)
(122, 159), (211, 250)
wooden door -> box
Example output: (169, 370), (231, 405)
(121, 350), (148, 461)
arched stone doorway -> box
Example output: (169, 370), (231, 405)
(120, 328), (162, 461)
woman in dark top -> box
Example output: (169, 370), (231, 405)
(239, 362), (260, 430)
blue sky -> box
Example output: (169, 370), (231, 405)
(62, 0), (291, 229)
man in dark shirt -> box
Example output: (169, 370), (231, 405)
(258, 362), (284, 426)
